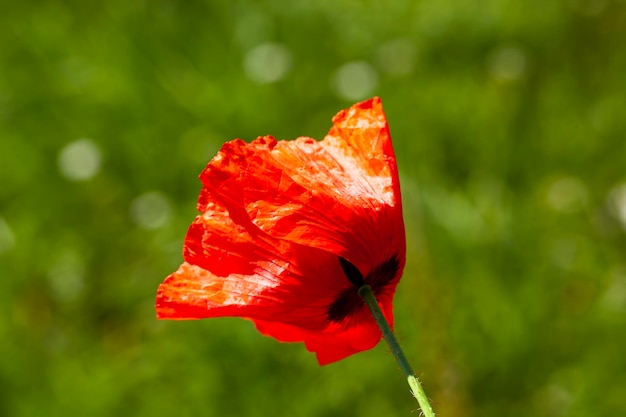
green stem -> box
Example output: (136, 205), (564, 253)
(358, 285), (435, 417)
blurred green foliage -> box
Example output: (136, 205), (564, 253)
(1, 0), (626, 416)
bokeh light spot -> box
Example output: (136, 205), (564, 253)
(607, 184), (626, 230)
(130, 191), (172, 230)
(243, 43), (292, 84)
(546, 177), (588, 213)
(0, 216), (16, 254)
(58, 139), (102, 181)
(600, 269), (626, 313)
(535, 383), (574, 417)
(488, 46), (527, 82)
(331, 61), (378, 101)
(376, 38), (416, 76)
(572, 0), (608, 16)
(47, 249), (85, 303)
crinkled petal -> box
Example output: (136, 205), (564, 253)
(156, 197), (384, 363)
(252, 313), (381, 365)
(156, 97), (406, 365)
(199, 97), (405, 277)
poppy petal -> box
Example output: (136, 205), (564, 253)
(156, 97), (406, 365)
(156, 196), (384, 363)
(252, 314), (381, 365)
(199, 97), (405, 277)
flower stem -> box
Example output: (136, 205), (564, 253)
(358, 285), (436, 417)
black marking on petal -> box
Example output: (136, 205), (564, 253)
(366, 255), (400, 291)
(327, 286), (363, 323)
(327, 254), (400, 323)
(338, 256), (365, 287)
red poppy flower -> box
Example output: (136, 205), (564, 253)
(156, 97), (406, 365)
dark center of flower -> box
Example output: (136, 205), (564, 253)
(327, 255), (400, 323)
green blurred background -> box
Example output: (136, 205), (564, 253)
(1, 0), (625, 416)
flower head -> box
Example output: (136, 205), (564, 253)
(156, 97), (405, 365)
